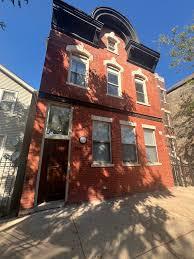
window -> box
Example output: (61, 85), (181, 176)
(0, 135), (6, 158)
(46, 105), (71, 139)
(107, 67), (120, 97)
(121, 125), (138, 163)
(69, 55), (88, 87)
(0, 89), (17, 112)
(135, 78), (148, 104)
(107, 38), (117, 52)
(93, 121), (111, 163)
(160, 89), (166, 103)
(144, 128), (158, 164)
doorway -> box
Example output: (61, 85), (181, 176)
(37, 104), (72, 204)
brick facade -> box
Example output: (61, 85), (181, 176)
(20, 3), (174, 211)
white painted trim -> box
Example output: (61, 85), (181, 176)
(66, 81), (89, 90)
(103, 57), (124, 72)
(166, 135), (176, 139)
(157, 85), (167, 91)
(34, 106), (49, 207)
(104, 31), (120, 43)
(132, 68), (148, 81)
(104, 32), (120, 55)
(123, 163), (141, 167)
(65, 107), (74, 203)
(106, 93), (123, 99)
(142, 124), (156, 130)
(91, 163), (114, 168)
(92, 120), (112, 165)
(34, 103), (73, 207)
(0, 64), (36, 93)
(154, 73), (165, 83)
(91, 115), (113, 123)
(134, 77), (149, 105)
(136, 101), (151, 107)
(106, 66), (122, 97)
(119, 120), (136, 126)
(67, 54), (89, 89)
(143, 127), (160, 164)
(146, 162), (162, 166)
(66, 44), (93, 61)
(120, 124), (139, 164)
(161, 108), (171, 113)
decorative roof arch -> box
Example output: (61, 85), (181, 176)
(92, 7), (139, 46)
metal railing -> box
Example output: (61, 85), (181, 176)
(171, 158), (194, 187)
(0, 157), (17, 217)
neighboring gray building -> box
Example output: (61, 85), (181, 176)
(0, 65), (37, 216)
(167, 73), (194, 183)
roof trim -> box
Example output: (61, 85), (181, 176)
(0, 65), (36, 93)
(167, 73), (194, 94)
(92, 7), (139, 43)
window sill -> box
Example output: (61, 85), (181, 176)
(136, 101), (151, 107)
(106, 94), (123, 99)
(146, 162), (162, 166)
(66, 81), (88, 90)
(45, 134), (70, 140)
(91, 163), (114, 168)
(107, 49), (119, 56)
(123, 163), (141, 167)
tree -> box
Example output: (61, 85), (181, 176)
(158, 21), (194, 71)
(1, 0), (29, 29)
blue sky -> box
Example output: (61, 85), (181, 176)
(0, 0), (193, 90)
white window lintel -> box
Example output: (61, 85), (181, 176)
(91, 115), (113, 123)
(142, 124), (156, 130)
(104, 57), (124, 72)
(132, 68), (148, 81)
(66, 44), (93, 61)
(119, 120), (136, 127)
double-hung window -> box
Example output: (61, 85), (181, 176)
(143, 128), (158, 164)
(121, 125), (138, 163)
(0, 89), (17, 112)
(107, 67), (120, 97)
(93, 120), (111, 164)
(69, 55), (87, 87)
(135, 78), (148, 104)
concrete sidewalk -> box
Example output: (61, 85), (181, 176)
(0, 187), (194, 259)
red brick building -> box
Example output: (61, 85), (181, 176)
(20, 0), (174, 212)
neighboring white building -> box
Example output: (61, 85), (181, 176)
(0, 65), (37, 216)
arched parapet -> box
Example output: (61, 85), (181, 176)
(92, 7), (139, 46)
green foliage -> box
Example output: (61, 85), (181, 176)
(158, 21), (194, 70)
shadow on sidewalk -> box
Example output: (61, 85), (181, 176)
(1, 188), (194, 258)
